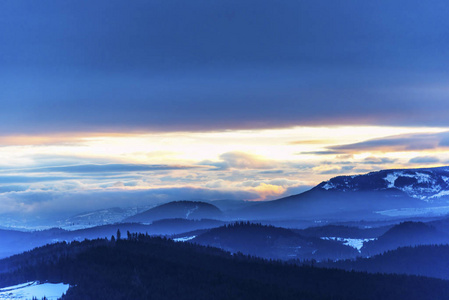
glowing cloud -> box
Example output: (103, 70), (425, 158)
(251, 183), (287, 201)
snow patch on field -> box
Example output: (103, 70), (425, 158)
(0, 281), (70, 300)
(173, 236), (196, 242)
(321, 237), (376, 252)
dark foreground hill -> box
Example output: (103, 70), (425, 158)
(1, 236), (449, 300)
(319, 244), (449, 280)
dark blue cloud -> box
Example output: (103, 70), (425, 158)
(299, 151), (344, 156)
(409, 156), (441, 164)
(329, 132), (449, 153)
(0, 185), (28, 193)
(27, 164), (198, 174)
(0, 175), (76, 184)
(258, 170), (284, 175)
(319, 166), (355, 175)
(3, 0), (447, 70)
(1, 0), (449, 133)
(0, 164), (199, 186)
(362, 157), (397, 165)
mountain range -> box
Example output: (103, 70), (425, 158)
(317, 167), (449, 200)
(233, 166), (449, 221)
(4, 166), (449, 230)
(3, 166), (449, 261)
(2, 166), (449, 299)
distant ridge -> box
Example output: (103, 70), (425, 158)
(124, 201), (223, 223)
(361, 221), (449, 255)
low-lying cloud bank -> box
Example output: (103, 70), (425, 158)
(0, 187), (259, 221)
(299, 131), (449, 155)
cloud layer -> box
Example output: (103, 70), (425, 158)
(1, 0), (449, 133)
(1, 1), (449, 226)
(329, 132), (449, 153)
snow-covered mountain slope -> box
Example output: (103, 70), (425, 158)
(315, 166), (449, 201)
(233, 167), (449, 221)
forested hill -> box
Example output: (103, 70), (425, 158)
(192, 222), (358, 260)
(318, 244), (449, 280)
(1, 236), (449, 300)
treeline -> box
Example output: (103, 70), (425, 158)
(317, 244), (449, 280)
(193, 222), (358, 261)
(1, 234), (449, 299)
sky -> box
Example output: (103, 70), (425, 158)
(1, 0), (449, 223)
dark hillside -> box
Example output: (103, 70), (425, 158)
(361, 221), (449, 256)
(319, 244), (449, 280)
(1, 236), (449, 300)
(193, 222), (362, 261)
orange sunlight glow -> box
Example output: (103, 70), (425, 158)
(0, 125), (448, 199)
